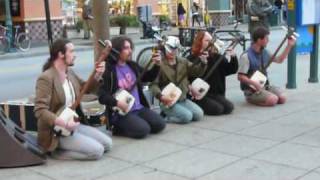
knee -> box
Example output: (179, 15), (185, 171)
(102, 136), (113, 152)
(152, 119), (166, 134)
(193, 108), (204, 121)
(278, 95), (286, 104)
(223, 103), (234, 114)
(130, 125), (151, 139)
(88, 144), (104, 160)
(205, 106), (224, 115)
(178, 111), (193, 124)
(265, 95), (279, 106)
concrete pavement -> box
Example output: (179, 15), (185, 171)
(2, 24), (320, 180)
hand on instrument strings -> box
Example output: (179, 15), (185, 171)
(188, 85), (201, 100)
(151, 50), (162, 65)
(225, 48), (236, 57)
(98, 40), (112, 61)
(65, 120), (80, 131)
(199, 51), (209, 64)
(251, 80), (263, 92)
(94, 61), (106, 79)
(117, 100), (129, 112)
(54, 117), (67, 127)
(287, 35), (296, 47)
(160, 95), (174, 106)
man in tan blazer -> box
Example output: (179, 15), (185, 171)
(34, 39), (112, 160)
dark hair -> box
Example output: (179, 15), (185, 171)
(252, 27), (270, 43)
(191, 31), (206, 56)
(42, 39), (71, 72)
(111, 36), (134, 53)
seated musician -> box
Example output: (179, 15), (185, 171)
(150, 36), (207, 124)
(238, 27), (296, 106)
(98, 36), (166, 139)
(34, 39), (112, 160)
(187, 31), (239, 115)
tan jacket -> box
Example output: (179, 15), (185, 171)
(34, 66), (97, 152)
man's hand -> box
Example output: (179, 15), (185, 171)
(94, 61), (106, 80)
(199, 51), (209, 64)
(117, 100), (129, 113)
(65, 120), (80, 131)
(151, 50), (162, 65)
(188, 85), (201, 100)
(251, 80), (263, 92)
(160, 95), (173, 106)
(287, 35), (296, 47)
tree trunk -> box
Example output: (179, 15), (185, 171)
(92, 0), (109, 60)
(119, 26), (126, 34)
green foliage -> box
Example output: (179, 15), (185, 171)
(75, 20), (83, 32)
(159, 15), (171, 23)
(110, 15), (139, 27)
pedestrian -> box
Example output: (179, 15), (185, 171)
(34, 39), (112, 160)
(237, 27), (296, 106)
(191, 2), (201, 27)
(246, 0), (273, 37)
(82, 0), (93, 39)
(177, 3), (186, 27)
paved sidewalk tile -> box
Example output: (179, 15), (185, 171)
(97, 165), (188, 180)
(144, 148), (239, 179)
(197, 159), (307, 180)
(252, 143), (320, 170)
(198, 134), (279, 157)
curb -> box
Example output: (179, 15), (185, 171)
(0, 36), (153, 61)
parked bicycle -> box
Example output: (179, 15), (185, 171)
(0, 25), (31, 54)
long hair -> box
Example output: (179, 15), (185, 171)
(110, 36), (134, 62)
(191, 31), (206, 56)
(42, 39), (71, 72)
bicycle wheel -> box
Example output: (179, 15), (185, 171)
(0, 37), (9, 55)
(181, 47), (191, 58)
(136, 46), (154, 69)
(16, 33), (31, 51)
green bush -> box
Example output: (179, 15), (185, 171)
(159, 15), (171, 24)
(75, 20), (83, 32)
(110, 15), (139, 27)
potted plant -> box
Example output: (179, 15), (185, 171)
(110, 15), (139, 35)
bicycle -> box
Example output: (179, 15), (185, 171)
(0, 25), (31, 54)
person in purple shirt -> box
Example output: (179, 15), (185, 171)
(99, 36), (166, 139)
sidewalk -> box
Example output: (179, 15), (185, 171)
(3, 23), (320, 180)
(3, 54), (320, 180)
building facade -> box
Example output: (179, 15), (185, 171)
(0, 0), (64, 43)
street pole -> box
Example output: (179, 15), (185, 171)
(4, 0), (13, 49)
(286, 0), (297, 89)
(44, 0), (53, 49)
(309, 25), (319, 83)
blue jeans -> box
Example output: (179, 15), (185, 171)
(54, 124), (112, 160)
(161, 99), (204, 124)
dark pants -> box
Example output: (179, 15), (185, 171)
(194, 94), (234, 115)
(112, 107), (166, 139)
(192, 15), (201, 26)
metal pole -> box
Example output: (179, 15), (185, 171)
(309, 25), (319, 83)
(44, 0), (53, 49)
(286, 0), (297, 89)
(4, 0), (13, 49)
